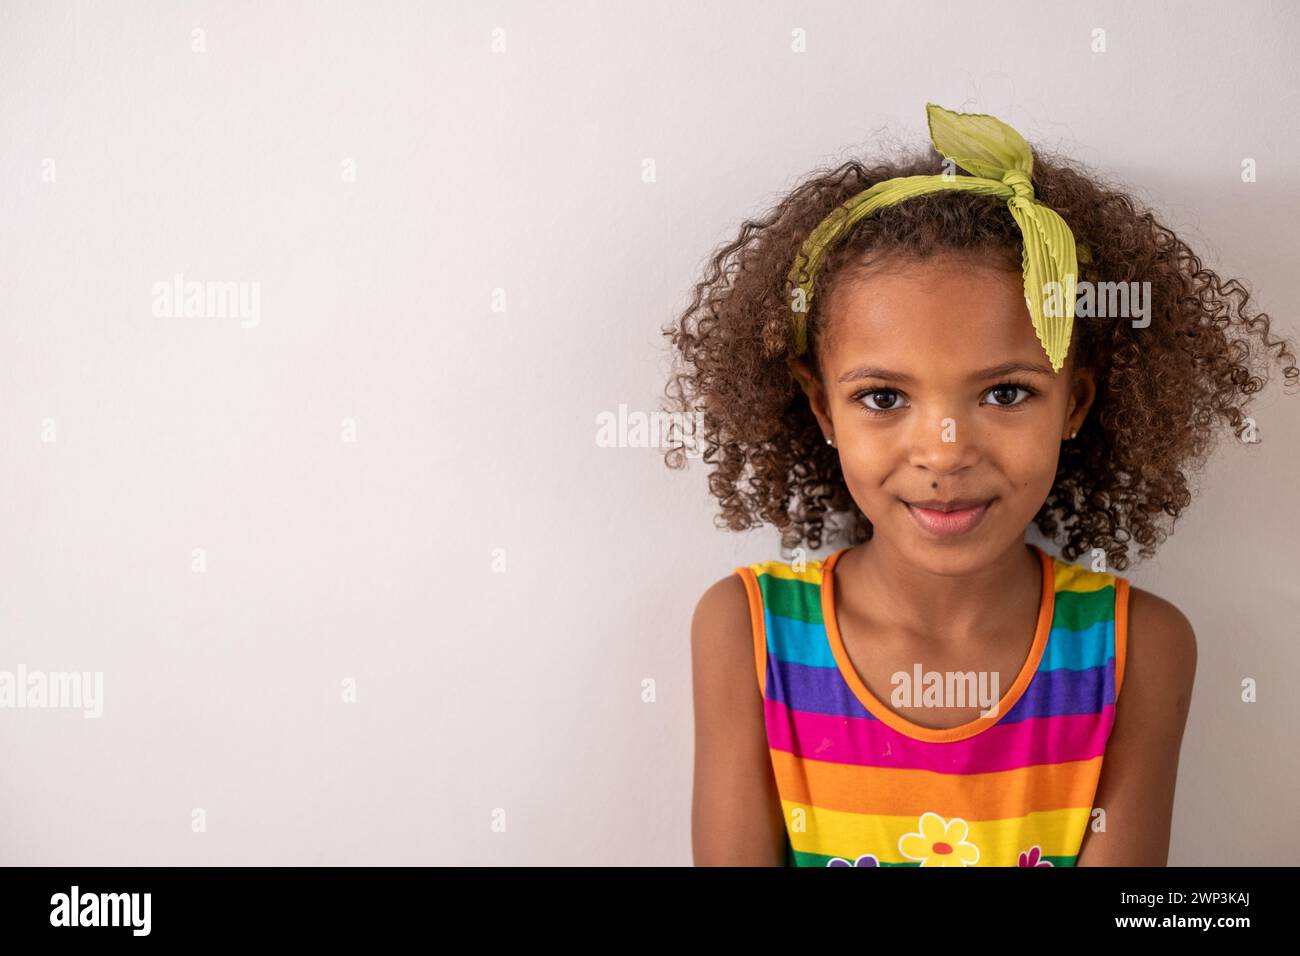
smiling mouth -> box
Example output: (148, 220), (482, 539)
(900, 498), (996, 537)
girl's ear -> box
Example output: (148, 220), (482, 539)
(786, 354), (835, 439)
(786, 353), (816, 394)
(1065, 362), (1098, 436)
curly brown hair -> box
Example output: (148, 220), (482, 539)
(660, 143), (1298, 570)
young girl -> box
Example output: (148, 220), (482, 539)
(665, 104), (1296, 867)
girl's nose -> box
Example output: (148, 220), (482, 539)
(906, 413), (980, 474)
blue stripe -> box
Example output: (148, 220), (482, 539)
(1040, 619), (1115, 672)
(765, 610), (838, 668)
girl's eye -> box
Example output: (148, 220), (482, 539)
(982, 383), (1036, 408)
(858, 389), (908, 413)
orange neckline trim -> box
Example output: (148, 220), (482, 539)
(820, 543), (1056, 744)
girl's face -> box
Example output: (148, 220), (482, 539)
(792, 253), (1097, 574)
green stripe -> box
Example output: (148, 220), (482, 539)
(1052, 584), (1114, 632)
(792, 849), (919, 866)
(755, 573), (823, 624)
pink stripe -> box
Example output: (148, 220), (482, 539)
(765, 697), (1115, 774)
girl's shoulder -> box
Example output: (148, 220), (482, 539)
(1065, 555), (1196, 711)
(690, 555), (816, 698)
(1124, 583), (1198, 684)
(690, 570), (759, 670)
(1046, 555), (1195, 688)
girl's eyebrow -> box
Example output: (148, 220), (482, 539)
(837, 360), (1055, 385)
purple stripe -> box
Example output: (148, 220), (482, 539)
(769, 656), (1114, 724)
(1003, 662), (1115, 722)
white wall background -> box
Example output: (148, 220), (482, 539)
(0, 0), (1296, 865)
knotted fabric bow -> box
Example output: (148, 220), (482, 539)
(786, 103), (1081, 372)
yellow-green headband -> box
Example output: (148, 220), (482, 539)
(786, 102), (1082, 372)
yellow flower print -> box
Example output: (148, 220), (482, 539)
(898, 812), (980, 867)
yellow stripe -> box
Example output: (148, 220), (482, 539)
(783, 800), (1091, 864)
(749, 560), (824, 584)
(1053, 558), (1115, 594)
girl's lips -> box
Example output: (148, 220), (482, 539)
(903, 499), (994, 537)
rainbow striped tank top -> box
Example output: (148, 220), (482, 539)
(733, 543), (1129, 867)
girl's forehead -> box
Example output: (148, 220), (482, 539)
(820, 261), (1050, 376)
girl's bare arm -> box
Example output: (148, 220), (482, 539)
(690, 573), (788, 866)
(1075, 586), (1197, 865)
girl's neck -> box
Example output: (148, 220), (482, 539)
(838, 535), (1042, 646)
